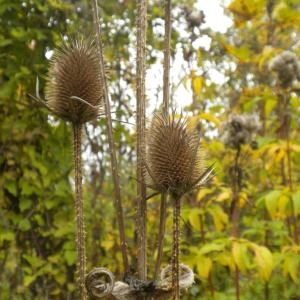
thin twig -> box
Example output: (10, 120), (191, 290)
(136, 0), (148, 281)
(91, 0), (129, 273)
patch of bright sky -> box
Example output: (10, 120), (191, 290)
(146, 0), (233, 112)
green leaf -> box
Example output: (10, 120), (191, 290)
(6, 181), (17, 196)
(23, 254), (44, 268)
(292, 192), (300, 216)
(283, 254), (300, 283)
(20, 199), (32, 212)
(198, 242), (226, 256)
(19, 219), (31, 231)
(64, 250), (77, 266)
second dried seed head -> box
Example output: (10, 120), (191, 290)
(146, 112), (207, 196)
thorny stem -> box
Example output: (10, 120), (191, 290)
(91, 0), (129, 273)
(154, 192), (167, 280)
(163, 0), (171, 113)
(154, 0), (172, 280)
(136, 0), (148, 281)
(73, 124), (86, 299)
(172, 194), (181, 300)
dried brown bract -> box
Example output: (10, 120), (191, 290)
(45, 38), (103, 124)
(146, 112), (210, 196)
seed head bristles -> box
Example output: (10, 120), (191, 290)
(269, 50), (300, 88)
(220, 114), (261, 149)
(45, 38), (103, 124)
(146, 111), (208, 197)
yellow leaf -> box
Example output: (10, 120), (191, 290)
(238, 191), (248, 208)
(216, 189), (231, 202)
(264, 190), (281, 219)
(197, 188), (211, 201)
(216, 252), (235, 272)
(207, 205), (228, 230)
(232, 241), (249, 273)
(251, 244), (273, 281)
(277, 194), (289, 217)
(274, 148), (286, 164)
(264, 98), (277, 117)
(290, 144), (300, 153)
(198, 112), (221, 127)
(196, 255), (212, 279)
(188, 208), (203, 230)
(192, 76), (203, 96)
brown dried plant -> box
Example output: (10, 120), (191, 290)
(146, 111), (213, 299)
(45, 38), (103, 124)
(44, 38), (103, 300)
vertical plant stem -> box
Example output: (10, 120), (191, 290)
(163, 0), (171, 113)
(73, 124), (86, 300)
(172, 194), (181, 300)
(234, 266), (240, 300)
(283, 95), (299, 244)
(154, 0), (172, 280)
(154, 192), (167, 280)
(136, 0), (147, 280)
(231, 146), (241, 300)
(91, 0), (129, 273)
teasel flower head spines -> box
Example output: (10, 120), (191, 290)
(45, 38), (103, 124)
(146, 111), (211, 197)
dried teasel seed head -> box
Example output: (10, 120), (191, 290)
(45, 38), (103, 124)
(269, 50), (300, 88)
(220, 113), (261, 149)
(146, 112), (208, 196)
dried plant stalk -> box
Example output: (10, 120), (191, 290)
(45, 38), (103, 299)
(136, 0), (148, 280)
(155, 0), (172, 281)
(146, 112), (213, 299)
(73, 124), (86, 299)
(171, 194), (181, 300)
(91, 0), (129, 273)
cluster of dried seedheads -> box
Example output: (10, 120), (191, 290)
(35, 0), (300, 299)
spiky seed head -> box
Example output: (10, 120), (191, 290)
(45, 38), (103, 124)
(146, 112), (205, 196)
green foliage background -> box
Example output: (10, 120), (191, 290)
(0, 0), (300, 299)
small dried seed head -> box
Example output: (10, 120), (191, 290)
(220, 114), (261, 149)
(45, 38), (103, 124)
(146, 112), (204, 196)
(269, 51), (300, 88)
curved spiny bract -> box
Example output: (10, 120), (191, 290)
(147, 111), (203, 197)
(45, 38), (103, 124)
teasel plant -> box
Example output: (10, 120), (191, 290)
(220, 113), (260, 300)
(136, 0), (148, 282)
(31, 38), (104, 299)
(146, 112), (214, 299)
(269, 51), (300, 244)
(154, 0), (172, 283)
